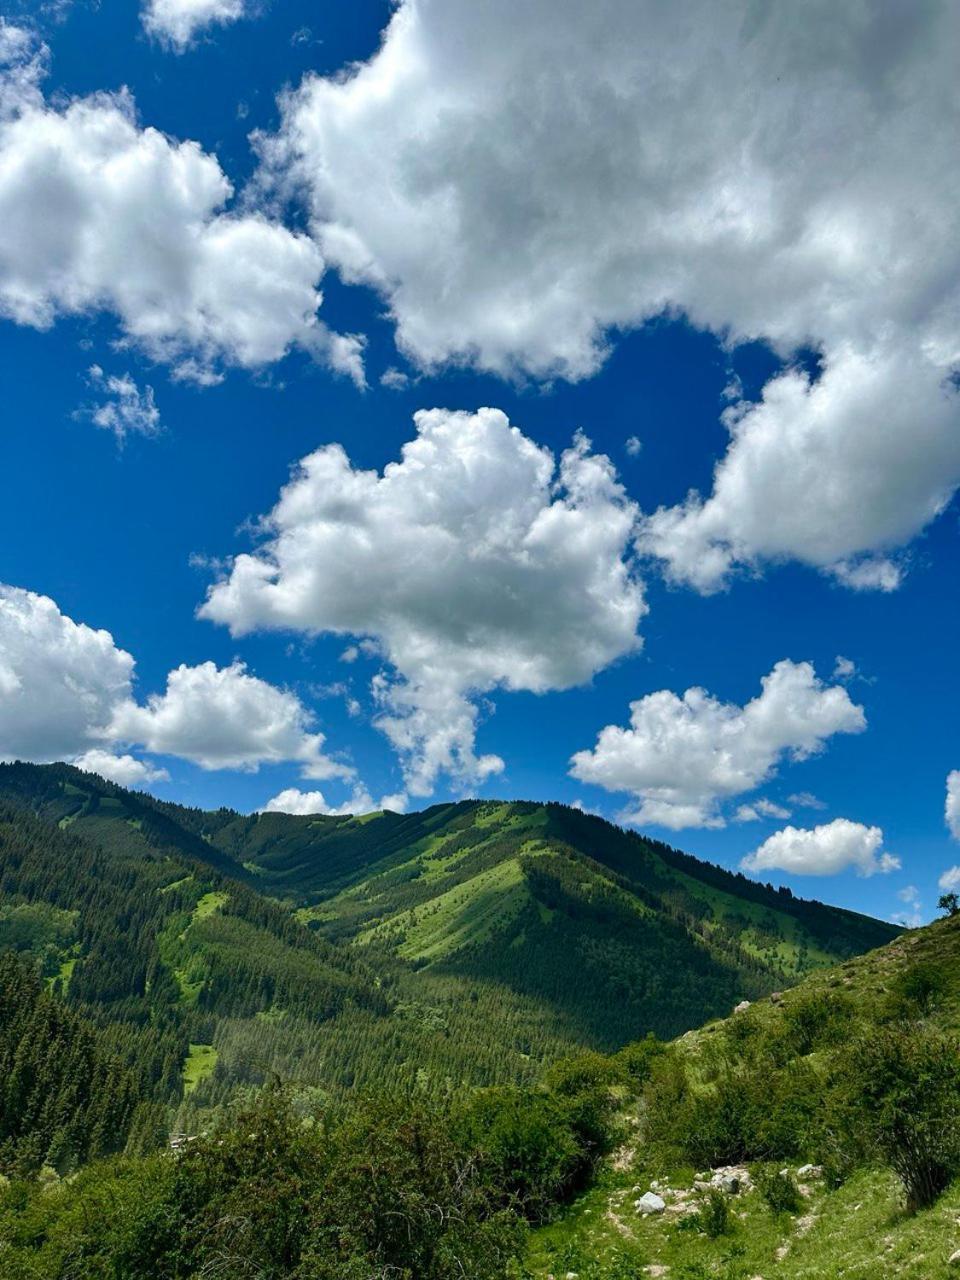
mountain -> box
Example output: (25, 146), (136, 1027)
(0, 761), (898, 1117)
(528, 911), (960, 1280)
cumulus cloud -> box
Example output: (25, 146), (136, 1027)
(72, 749), (170, 787)
(569, 659), (864, 829)
(0, 583), (349, 782)
(260, 0), (960, 584)
(947, 771), (960, 841)
(639, 346), (956, 591)
(83, 366), (161, 443)
(142, 0), (248, 51)
(939, 865), (960, 893)
(261, 785), (374, 817)
(109, 660), (351, 777)
(0, 584), (135, 762)
(741, 819), (900, 878)
(200, 407), (645, 795)
(0, 28), (362, 385)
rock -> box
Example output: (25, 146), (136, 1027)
(734, 999), (752, 1013)
(948, 1249), (960, 1267)
(797, 1164), (823, 1179)
(644, 1268), (671, 1277)
(719, 1174), (741, 1194)
(636, 1191), (666, 1215)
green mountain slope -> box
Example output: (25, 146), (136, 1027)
(531, 913), (960, 1280)
(0, 762), (899, 1111)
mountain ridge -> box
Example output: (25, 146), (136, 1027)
(0, 760), (899, 1110)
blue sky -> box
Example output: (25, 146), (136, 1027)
(1, 0), (959, 926)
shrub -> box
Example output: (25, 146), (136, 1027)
(693, 1187), (731, 1237)
(754, 1164), (803, 1214)
(883, 962), (948, 1021)
(837, 1025), (960, 1211)
(455, 1086), (583, 1220)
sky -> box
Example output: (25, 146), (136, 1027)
(1, 0), (959, 926)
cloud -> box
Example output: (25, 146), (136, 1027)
(947, 771), (960, 841)
(832, 656), (856, 681)
(0, 584), (135, 762)
(0, 583), (349, 782)
(788, 791), (827, 811)
(200, 407), (645, 795)
(640, 346), (956, 591)
(735, 798), (791, 823)
(741, 819), (899, 878)
(142, 0), (248, 51)
(260, 0), (960, 583)
(894, 883), (923, 928)
(109, 660), (351, 777)
(939, 865), (960, 893)
(72, 749), (170, 787)
(83, 366), (161, 442)
(569, 659), (864, 829)
(261, 784), (373, 817)
(625, 436), (642, 458)
(0, 29), (362, 385)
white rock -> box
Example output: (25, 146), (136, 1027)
(637, 1191), (666, 1215)
(797, 1163), (823, 1179)
(734, 1000), (752, 1013)
(949, 1250), (960, 1268)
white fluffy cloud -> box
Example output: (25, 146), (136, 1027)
(0, 27), (362, 385)
(0, 584), (350, 782)
(939, 866), (960, 893)
(742, 819), (899, 878)
(569, 660), (864, 830)
(142, 0), (248, 51)
(71, 749), (170, 788)
(260, 784), (382, 817)
(201, 407), (645, 796)
(84, 366), (161, 443)
(946, 771), (960, 841)
(108, 660), (351, 778)
(640, 346), (959, 591)
(0, 584), (135, 762)
(261, 0), (960, 584)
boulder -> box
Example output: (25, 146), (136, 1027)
(636, 1191), (666, 1215)
(734, 1000), (752, 1014)
(949, 1251), (960, 1268)
(797, 1164), (823, 1179)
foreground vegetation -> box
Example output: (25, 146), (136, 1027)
(4, 911), (960, 1276)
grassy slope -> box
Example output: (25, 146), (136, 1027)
(530, 915), (960, 1280)
(0, 762), (902, 1099)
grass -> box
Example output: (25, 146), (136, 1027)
(530, 916), (960, 1279)
(182, 1043), (218, 1094)
(528, 1161), (960, 1279)
(192, 890), (228, 922)
(356, 858), (529, 961)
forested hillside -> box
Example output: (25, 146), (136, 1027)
(0, 761), (898, 1133)
(1, 889), (957, 1277)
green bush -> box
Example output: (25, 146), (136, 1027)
(754, 1164), (803, 1214)
(836, 1024), (960, 1211)
(693, 1186), (731, 1237)
(455, 1086), (583, 1220)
